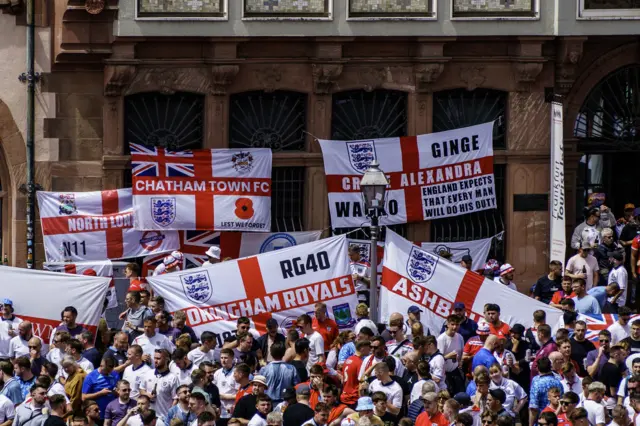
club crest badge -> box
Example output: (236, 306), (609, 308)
(58, 194), (77, 215)
(260, 233), (297, 253)
(332, 303), (356, 329)
(151, 197), (176, 227)
(346, 140), (377, 174)
(349, 242), (371, 263)
(180, 270), (213, 304)
(407, 246), (439, 284)
(231, 151), (254, 173)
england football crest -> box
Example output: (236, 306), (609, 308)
(346, 140), (377, 174)
(58, 194), (77, 215)
(332, 303), (356, 329)
(407, 246), (439, 284)
(349, 242), (371, 263)
(231, 151), (254, 173)
(151, 197), (176, 227)
(180, 270), (213, 304)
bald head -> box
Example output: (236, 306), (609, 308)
(549, 351), (563, 362)
(18, 322), (32, 338)
(389, 313), (403, 324)
(473, 365), (488, 377)
(484, 335), (498, 350)
(404, 352), (419, 364)
(28, 337), (41, 350)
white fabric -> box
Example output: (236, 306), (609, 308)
(354, 319), (379, 336)
(123, 363), (153, 400)
(608, 321), (631, 345)
(566, 253), (599, 291)
(213, 368), (238, 419)
(609, 265), (628, 306)
(187, 347), (216, 368)
(369, 379), (403, 409)
(494, 277), (517, 291)
(436, 332), (464, 372)
(0, 394), (15, 423)
(429, 354), (446, 391)
(169, 361), (196, 386)
(490, 377), (526, 416)
(306, 331), (325, 371)
(247, 414), (268, 426)
(8, 335), (46, 359)
(583, 399), (607, 426)
(141, 370), (180, 418)
(43, 262), (118, 310)
(0, 317), (22, 359)
(132, 333), (176, 366)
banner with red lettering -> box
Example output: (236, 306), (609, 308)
(37, 189), (179, 262)
(130, 144), (272, 232)
(380, 228), (561, 331)
(147, 235), (357, 339)
(319, 122), (496, 228)
(43, 261), (118, 310)
(0, 266), (109, 341)
(142, 230), (324, 276)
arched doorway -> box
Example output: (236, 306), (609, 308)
(573, 65), (640, 221)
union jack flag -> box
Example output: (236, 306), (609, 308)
(581, 313), (640, 345)
(130, 143), (195, 178)
(142, 231), (225, 276)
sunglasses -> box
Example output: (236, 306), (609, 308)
(28, 346), (39, 349)
(482, 421), (493, 425)
(599, 339), (610, 344)
(560, 401), (573, 406)
(389, 330), (398, 335)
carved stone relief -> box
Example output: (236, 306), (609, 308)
(311, 64), (343, 94)
(414, 63), (445, 93)
(460, 66), (486, 91)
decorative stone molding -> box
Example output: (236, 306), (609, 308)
(85, 0), (105, 14)
(460, 66), (486, 91)
(555, 37), (587, 96)
(210, 65), (239, 95)
(104, 65), (137, 97)
(255, 65), (282, 93)
(126, 67), (212, 96)
(512, 62), (544, 92)
(311, 64), (343, 94)
(414, 63), (445, 93)
(357, 67), (388, 92)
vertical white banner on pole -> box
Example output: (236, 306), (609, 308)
(550, 101), (566, 268)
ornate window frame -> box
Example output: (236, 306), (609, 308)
(577, 0), (640, 20)
(346, 0), (436, 21)
(450, 0), (539, 20)
(135, 0), (228, 21)
(242, 0), (333, 21)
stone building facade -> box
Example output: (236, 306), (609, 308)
(1, 0), (639, 291)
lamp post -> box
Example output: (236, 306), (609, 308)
(360, 160), (389, 324)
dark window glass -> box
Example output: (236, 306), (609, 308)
(272, 167), (305, 232)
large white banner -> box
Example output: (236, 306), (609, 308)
(380, 229), (562, 330)
(131, 144), (272, 232)
(43, 261), (118, 310)
(0, 267), (109, 340)
(38, 188), (179, 262)
(147, 236), (358, 342)
(319, 123), (496, 228)
(142, 230), (323, 276)
(550, 102), (566, 267)
(348, 235), (497, 273)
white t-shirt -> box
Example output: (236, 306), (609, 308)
(0, 394), (14, 423)
(48, 381), (70, 403)
(429, 353), (446, 391)
(436, 332), (464, 372)
(123, 363), (153, 399)
(369, 379), (403, 409)
(59, 356), (94, 379)
(187, 347), (216, 368)
(141, 370), (180, 418)
(494, 277), (517, 291)
(169, 361), (196, 386)
(583, 399), (606, 426)
(410, 379), (436, 404)
(127, 414), (165, 426)
(609, 265), (629, 306)
(354, 319), (378, 336)
(350, 261), (371, 294)
(132, 333), (176, 367)
(489, 377), (527, 416)
(358, 355), (382, 380)
(608, 321), (631, 345)
(247, 413), (268, 426)
(306, 331), (325, 370)
(566, 253), (599, 291)
(46, 348), (64, 371)
(0, 317), (22, 359)
(213, 368), (238, 419)
(562, 376), (583, 395)
(8, 335), (45, 359)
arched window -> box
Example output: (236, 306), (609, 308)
(431, 89), (507, 261)
(229, 91), (308, 232)
(330, 90), (408, 240)
(123, 92), (205, 187)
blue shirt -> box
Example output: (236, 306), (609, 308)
(472, 348), (498, 372)
(259, 361), (300, 402)
(338, 342), (356, 364)
(17, 376), (36, 400)
(587, 287), (608, 309)
(466, 380), (477, 397)
(1, 377), (23, 405)
(529, 374), (564, 410)
(573, 294), (602, 314)
(82, 369), (120, 417)
(166, 405), (195, 425)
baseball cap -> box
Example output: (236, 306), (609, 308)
(355, 396), (375, 411)
(453, 302), (465, 310)
(2, 299), (13, 306)
(489, 388), (507, 404)
(477, 320), (491, 335)
(499, 263), (515, 276)
(205, 245), (221, 260)
(408, 305), (423, 314)
(453, 392), (472, 407)
(296, 384), (311, 396)
(625, 203), (636, 211)
(252, 375), (268, 387)
(461, 254), (472, 263)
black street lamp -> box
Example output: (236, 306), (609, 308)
(360, 160), (389, 323)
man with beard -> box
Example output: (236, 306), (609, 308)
(359, 337), (387, 380)
(140, 349), (179, 420)
(569, 321), (596, 377)
(566, 243), (599, 292)
(534, 262), (563, 305)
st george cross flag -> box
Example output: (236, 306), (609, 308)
(380, 228), (562, 331)
(130, 144), (272, 231)
(43, 261), (119, 309)
(348, 234), (497, 273)
(319, 122), (496, 228)
(141, 230), (323, 276)
(37, 189), (179, 262)
(146, 235), (357, 337)
(0, 267), (109, 340)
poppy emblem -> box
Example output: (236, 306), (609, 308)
(235, 198), (255, 220)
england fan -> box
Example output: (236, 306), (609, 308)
(169, 348), (196, 385)
(140, 349), (179, 420)
(187, 331), (216, 368)
(132, 318), (175, 366)
(0, 299), (21, 361)
(214, 348), (239, 423)
(202, 245), (221, 267)
(123, 345), (152, 400)
(122, 292), (154, 341)
(348, 246), (371, 306)
(8, 322), (44, 360)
